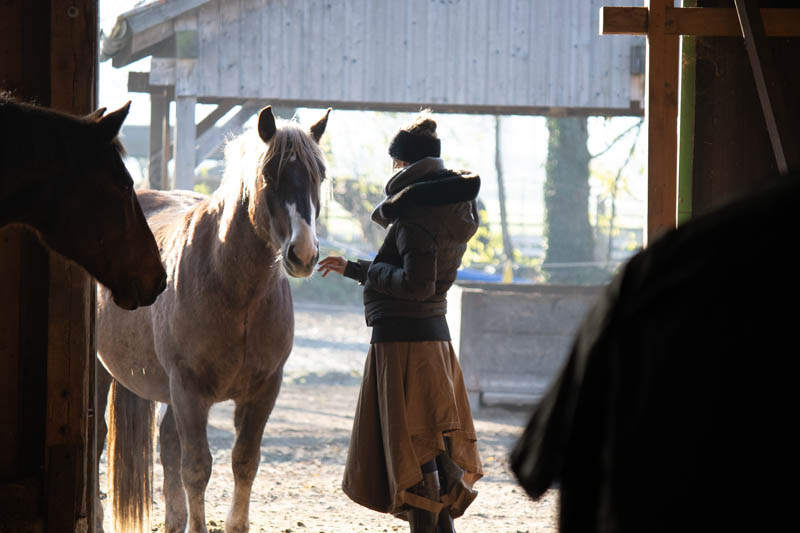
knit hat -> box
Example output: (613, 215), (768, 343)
(388, 112), (441, 163)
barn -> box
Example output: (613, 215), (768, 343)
(1, 0), (799, 531)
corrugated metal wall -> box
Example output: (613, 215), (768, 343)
(184, 0), (642, 113)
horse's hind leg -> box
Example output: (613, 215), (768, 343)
(94, 361), (113, 533)
(226, 370), (284, 533)
(161, 405), (188, 533)
(169, 373), (213, 533)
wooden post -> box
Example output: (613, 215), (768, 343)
(174, 96), (197, 190)
(644, 0), (680, 242)
(174, 15), (199, 191)
(162, 98), (172, 189)
(149, 90), (168, 189)
(48, 2), (98, 532)
(601, 2), (800, 238)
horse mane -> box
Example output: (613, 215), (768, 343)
(213, 119), (326, 227)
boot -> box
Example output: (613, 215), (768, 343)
(407, 471), (441, 533)
(437, 509), (456, 533)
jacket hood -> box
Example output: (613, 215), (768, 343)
(371, 165), (481, 228)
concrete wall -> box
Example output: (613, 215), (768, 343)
(455, 282), (602, 409)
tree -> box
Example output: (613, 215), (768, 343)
(543, 117), (600, 284)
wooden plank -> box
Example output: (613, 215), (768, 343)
(263, 0), (281, 100)
(219, 0), (240, 98)
(600, 6), (649, 35)
(324, 0), (345, 102)
(240, 0), (262, 98)
(0, 478), (42, 524)
(196, 100), (236, 136)
(364, 0), (381, 102)
(150, 57), (177, 86)
(127, 70), (175, 98)
(175, 96), (197, 190)
(48, 2), (97, 531)
(289, 0), (304, 99)
(161, 100), (172, 189)
(148, 92), (169, 189)
(666, 7), (800, 37)
(511, 0), (531, 108)
(197, 0), (220, 97)
(602, 6), (800, 37)
(645, 0), (680, 242)
(0, 227), (22, 478)
(175, 13), (199, 96)
(530, 0), (551, 111)
(735, 0), (796, 174)
(195, 102), (260, 162)
(385, 0), (405, 103)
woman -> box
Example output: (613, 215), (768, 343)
(317, 112), (483, 532)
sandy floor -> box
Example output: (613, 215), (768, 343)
(99, 303), (557, 533)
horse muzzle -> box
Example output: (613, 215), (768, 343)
(111, 269), (167, 310)
(284, 244), (319, 278)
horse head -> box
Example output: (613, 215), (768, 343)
(40, 103), (167, 309)
(252, 106), (330, 278)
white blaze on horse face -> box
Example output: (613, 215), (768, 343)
(286, 201), (318, 266)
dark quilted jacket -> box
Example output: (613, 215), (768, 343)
(345, 165), (480, 327)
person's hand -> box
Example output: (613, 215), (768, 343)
(317, 256), (347, 277)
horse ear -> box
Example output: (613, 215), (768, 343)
(257, 106), (277, 143)
(86, 107), (107, 121)
(309, 108), (331, 143)
(97, 101), (131, 140)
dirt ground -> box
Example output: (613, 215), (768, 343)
(100, 303), (557, 533)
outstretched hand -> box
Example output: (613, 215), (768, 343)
(317, 256), (347, 277)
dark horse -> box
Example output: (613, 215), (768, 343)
(0, 97), (166, 309)
(96, 106), (330, 533)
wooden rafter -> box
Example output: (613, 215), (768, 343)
(601, 7), (800, 36)
(601, 1), (800, 241)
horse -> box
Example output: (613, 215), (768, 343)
(0, 97), (166, 309)
(95, 105), (330, 533)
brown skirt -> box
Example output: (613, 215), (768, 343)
(342, 341), (483, 517)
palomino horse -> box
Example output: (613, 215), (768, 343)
(96, 106), (330, 533)
(0, 97), (166, 309)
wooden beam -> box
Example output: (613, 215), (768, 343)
(600, 7), (800, 37)
(645, 0), (680, 242)
(48, 2), (98, 532)
(127, 70), (175, 99)
(667, 7), (800, 37)
(600, 6), (648, 35)
(196, 100), (237, 137)
(735, 0), (796, 174)
(195, 102), (261, 163)
(148, 91), (169, 189)
(175, 96), (197, 190)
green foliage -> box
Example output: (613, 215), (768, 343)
(193, 182), (212, 195)
(331, 177), (387, 250)
(462, 207), (504, 268)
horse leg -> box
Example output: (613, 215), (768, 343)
(169, 374), (213, 533)
(160, 405), (188, 533)
(226, 370), (284, 533)
(94, 361), (113, 533)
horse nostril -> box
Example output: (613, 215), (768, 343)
(287, 245), (300, 265)
(157, 273), (167, 294)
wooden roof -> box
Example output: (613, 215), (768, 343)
(102, 0), (645, 115)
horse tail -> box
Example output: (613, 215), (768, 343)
(107, 379), (155, 533)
